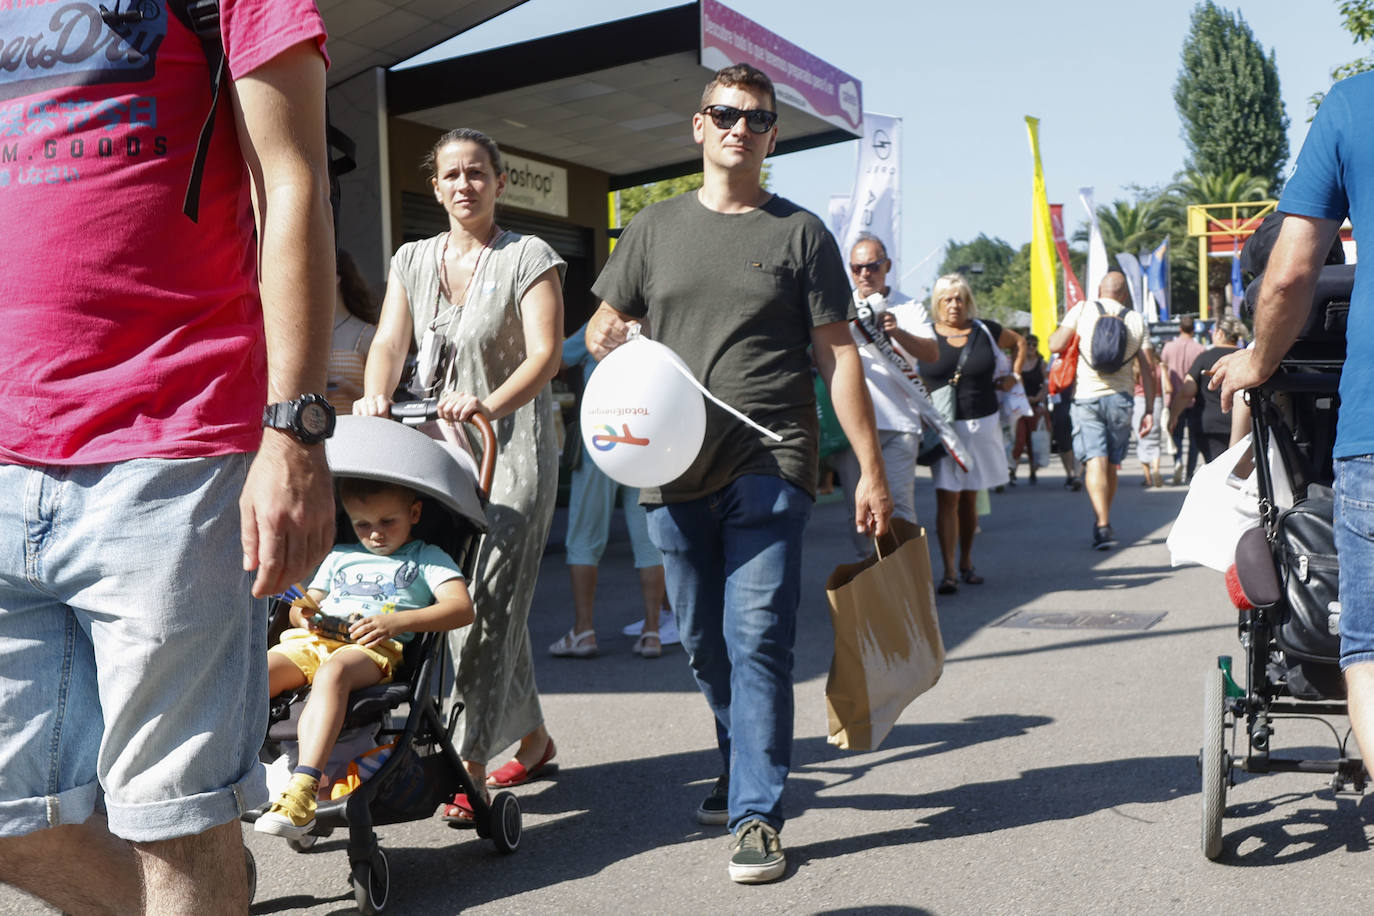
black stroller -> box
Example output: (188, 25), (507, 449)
(244, 408), (519, 913)
(1200, 263), (1356, 859)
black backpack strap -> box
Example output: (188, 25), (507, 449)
(167, 0), (226, 222)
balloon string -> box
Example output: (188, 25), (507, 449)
(662, 356), (785, 443)
(626, 323), (784, 443)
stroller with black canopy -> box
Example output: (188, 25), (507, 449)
(244, 407), (519, 913)
(1199, 259), (1356, 860)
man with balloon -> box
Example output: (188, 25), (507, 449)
(584, 63), (892, 885)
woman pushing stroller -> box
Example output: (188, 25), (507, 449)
(255, 478), (473, 840)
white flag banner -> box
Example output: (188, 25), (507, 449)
(828, 194), (850, 241)
(1079, 187), (1108, 298)
(838, 113), (902, 282)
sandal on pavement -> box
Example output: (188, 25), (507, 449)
(960, 568), (985, 585)
(441, 792), (480, 828)
(937, 577), (959, 595)
(486, 738), (557, 788)
(634, 630), (662, 658)
(548, 629), (596, 658)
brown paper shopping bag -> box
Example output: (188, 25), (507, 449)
(824, 518), (944, 751)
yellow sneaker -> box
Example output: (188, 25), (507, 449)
(254, 773), (318, 840)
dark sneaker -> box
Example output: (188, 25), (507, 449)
(1092, 525), (1116, 551)
(729, 819), (785, 884)
(696, 774), (729, 826)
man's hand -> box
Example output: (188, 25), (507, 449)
(240, 433), (335, 598)
(853, 472), (893, 540)
(1209, 349), (1272, 414)
(1138, 411), (1154, 437)
(586, 302), (637, 360)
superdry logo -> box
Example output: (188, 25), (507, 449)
(0, 1), (166, 102)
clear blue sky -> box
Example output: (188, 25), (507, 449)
(405, 0), (1359, 296)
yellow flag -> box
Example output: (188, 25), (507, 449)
(1025, 117), (1057, 359)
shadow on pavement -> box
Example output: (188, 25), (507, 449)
(1215, 791), (1369, 866)
(251, 744), (1189, 914)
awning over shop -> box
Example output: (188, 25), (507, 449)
(385, 2), (862, 189)
(321, 0), (528, 87)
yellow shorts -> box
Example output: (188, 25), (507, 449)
(269, 628), (404, 683)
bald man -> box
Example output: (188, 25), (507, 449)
(1048, 271), (1154, 549)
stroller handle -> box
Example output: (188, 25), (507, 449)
(391, 399), (497, 499)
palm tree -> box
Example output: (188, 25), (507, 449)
(1167, 168), (1271, 207)
(1070, 196), (1170, 256)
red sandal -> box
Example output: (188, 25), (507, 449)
(485, 738), (557, 788)
(441, 793), (479, 827)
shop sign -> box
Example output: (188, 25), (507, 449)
(503, 153), (568, 217)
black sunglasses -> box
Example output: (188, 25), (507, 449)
(700, 105), (778, 134)
(849, 259), (886, 273)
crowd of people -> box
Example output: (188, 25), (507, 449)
(10, 7), (1369, 905)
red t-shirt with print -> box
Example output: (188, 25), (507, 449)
(0, 0), (327, 464)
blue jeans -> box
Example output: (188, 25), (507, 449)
(1337, 456), (1374, 668)
(646, 474), (811, 833)
(0, 456), (269, 841)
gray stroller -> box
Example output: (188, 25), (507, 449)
(244, 408), (517, 914)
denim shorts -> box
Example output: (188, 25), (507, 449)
(1072, 392), (1134, 464)
(1336, 456), (1374, 668)
(0, 455), (270, 842)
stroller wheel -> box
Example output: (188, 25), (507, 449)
(351, 847), (390, 914)
(244, 846), (257, 903)
(489, 791), (521, 854)
(1201, 665), (1229, 860)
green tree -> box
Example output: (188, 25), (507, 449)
(935, 234), (1017, 302)
(933, 235), (1026, 327)
(1072, 197), (1172, 256)
(1312, 0), (1374, 111)
(1173, 2), (1289, 191)
(980, 243), (1032, 328)
(1168, 168), (1271, 206)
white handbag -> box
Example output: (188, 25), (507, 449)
(1166, 433), (1290, 572)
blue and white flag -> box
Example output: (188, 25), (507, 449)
(1115, 252), (1144, 317)
(1146, 237), (1170, 320)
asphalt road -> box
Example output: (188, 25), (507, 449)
(6, 459), (1374, 915)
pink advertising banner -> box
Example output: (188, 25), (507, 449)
(700, 0), (862, 134)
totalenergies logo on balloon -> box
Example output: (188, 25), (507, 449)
(591, 423), (651, 452)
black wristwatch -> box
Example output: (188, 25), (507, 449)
(262, 394), (336, 445)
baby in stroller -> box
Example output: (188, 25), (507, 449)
(255, 477), (473, 840)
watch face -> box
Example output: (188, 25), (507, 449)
(300, 403), (330, 437)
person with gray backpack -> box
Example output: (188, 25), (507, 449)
(1048, 271), (1155, 549)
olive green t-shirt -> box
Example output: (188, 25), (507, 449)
(591, 192), (854, 504)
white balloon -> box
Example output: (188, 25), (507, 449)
(580, 337), (706, 488)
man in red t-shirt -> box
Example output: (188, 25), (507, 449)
(1161, 315), (1208, 483)
(0, 3), (336, 912)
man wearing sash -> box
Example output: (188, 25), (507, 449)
(836, 234), (939, 560)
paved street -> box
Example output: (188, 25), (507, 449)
(5, 460), (1374, 915)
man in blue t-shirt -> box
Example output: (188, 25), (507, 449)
(1212, 71), (1374, 765)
